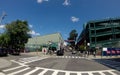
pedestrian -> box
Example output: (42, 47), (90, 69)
(44, 49), (46, 55)
(93, 48), (96, 57)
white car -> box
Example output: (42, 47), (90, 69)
(72, 50), (77, 54)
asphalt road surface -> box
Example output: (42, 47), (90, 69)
(0, 52), (120, 75)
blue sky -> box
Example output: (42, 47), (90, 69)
(0, 0), (120, 40)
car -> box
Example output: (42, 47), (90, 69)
(56, 49), (64, 56)
(0, 48), (8, 56)
(72, 50), (77, 54)
(9, 49), (20, 55)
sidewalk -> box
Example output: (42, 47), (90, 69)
(0, 58), (12, 69)
(21, 52), (55, 57)
(0, 52), (50, 69)
(85, 55), (120, 59)
(22, 52), (120, 59)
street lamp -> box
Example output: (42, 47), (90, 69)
(87, 43), (90, 57)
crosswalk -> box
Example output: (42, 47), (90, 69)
(18, 56), (49, 64)
(1, 56), (120, 75)
(95, 59), (120, 71)
(1, 59), (120, 75)
(55, 56), (85, 59)
(2, 64), (119, 75)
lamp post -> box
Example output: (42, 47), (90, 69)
(35, 37), (39, 55)
(87, 43), (90, 57)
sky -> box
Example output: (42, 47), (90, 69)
(0, 0), (120, 40)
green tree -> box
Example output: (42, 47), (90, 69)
(5, 20), (31, 51)
(67, 29), (78, 48)
(0, 33), (10, 48)
(79, 45), (86, 51)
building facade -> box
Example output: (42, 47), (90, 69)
(77, 18), (120, 49)
(25, 33), (64, 51)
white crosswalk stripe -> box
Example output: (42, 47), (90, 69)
(51, 70), (58, 75)
(7, 67), (30, 75)
(98, 72), (106, 75)
(18, 56), (48, 64)
(108, 71), (118, 75)
(0, 72), (5, 75)
(2, 65), (119, 75)
(1, 59), (120, 75)
(2, 66), (24, 72)
(38, 69), (48, 75)
(24, 67), (40, 75)
(65, 71), (70, 75)
(55, 56), (84, 59)
(88, 72), (94, 75)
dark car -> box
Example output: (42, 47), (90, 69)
(0, 48), (8, 56)
(9, 49), (20, 55)
(56, 49), (64, 56)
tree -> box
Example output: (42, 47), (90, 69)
(5, 20), (31, 51)
(67, 29), (78, 48)
(0, 33), (10, 48)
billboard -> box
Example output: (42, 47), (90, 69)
(102, 48), (120, 56)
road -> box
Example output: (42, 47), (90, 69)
(0, 52), (120, 75)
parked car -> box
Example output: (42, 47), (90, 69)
(9, 49), (20, 55)
(0, 48), (8, 56)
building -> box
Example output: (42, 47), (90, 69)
(25, 33), (64, 51)
(77, 17), (120, 49)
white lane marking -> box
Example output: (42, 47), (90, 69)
(20, 56), (39, 60)
(38, 69), (48, 75)
(72, 56), (74, 58)
(3, 65), (118, 75)
(52, 70), (58, 75)
(37, 67), (117, 75)
(24, 67), (40, 75)
(108, 71), (118, 75)
(76, 72), (82, 75)
(21, 57), (49, 64)
(39, 67), (115, 73)
(99, 71), (106, 75)
(88, 72), (94, 75)
(76, 56), (78, 58)
(10, 60), (27, 66)
(65, 71), (70, 75)
(65, 56), (68, 58)
(7, 67), (30, 75)
(11, 56), (48, 65)
(0, 72), (5, 75)
(69, 56), (71, 58)
(3, 66), (24, 72)
(55, 56), (85, 59)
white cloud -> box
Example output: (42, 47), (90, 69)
(0, 25), (5, 29)
(28, 30), (40, 36)
(63, 0), (70, 6)
(36, 33), (40, 36)
(71, 16), (79, 23)
(29, 24), (33, 28)
(37, 0), (49, 3)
